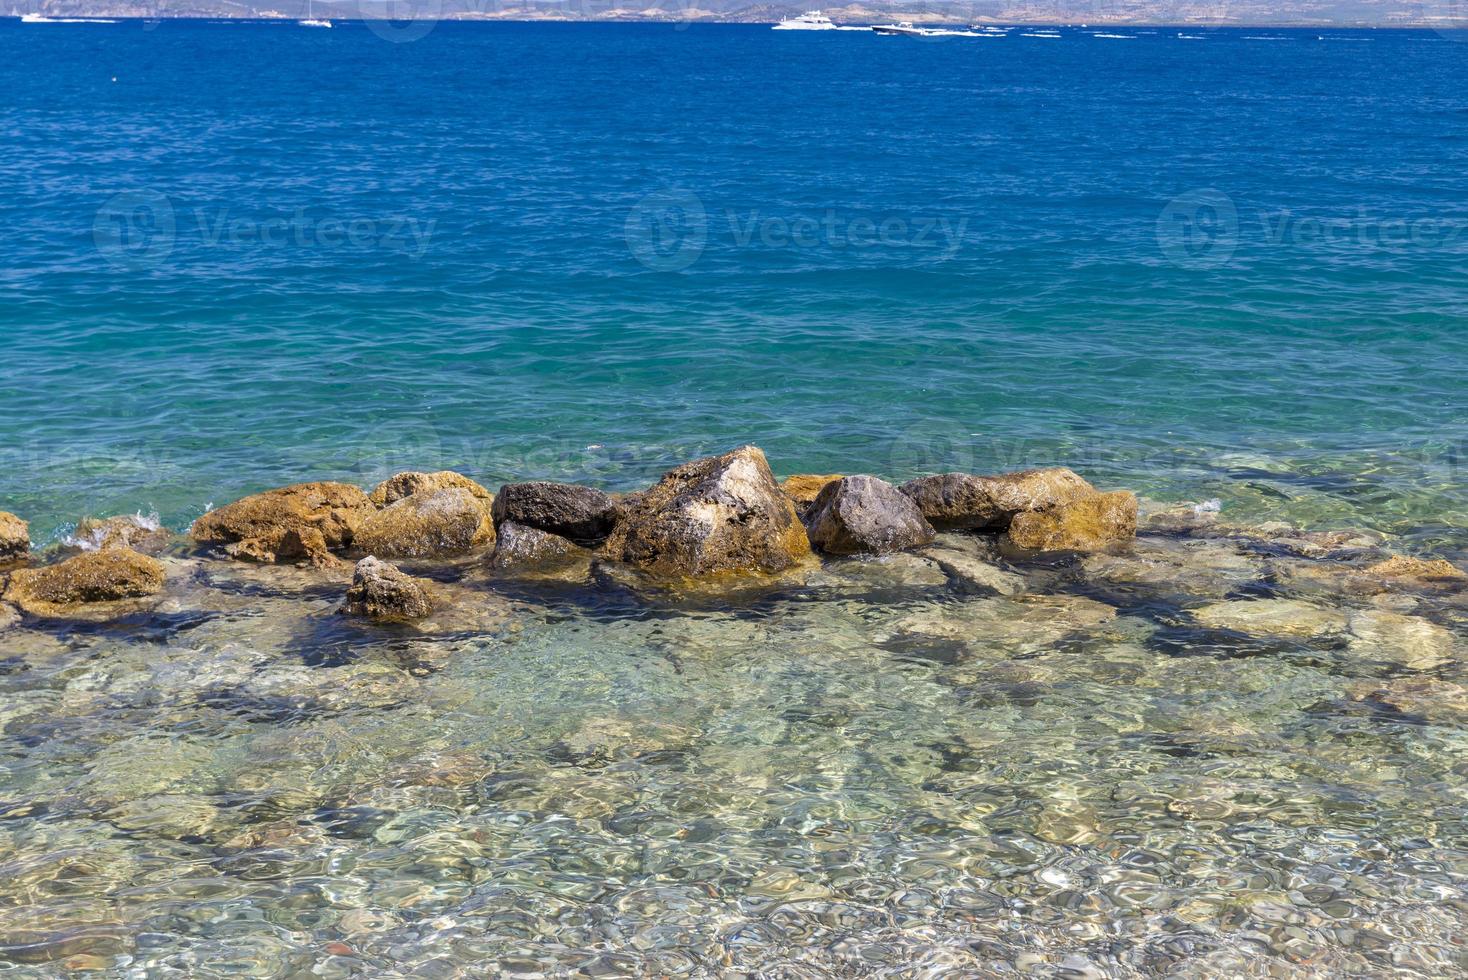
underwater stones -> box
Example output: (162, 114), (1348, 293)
(899, 467), (1096, 531)
(368, 469), (493, 507)
(341, 556), (433, 621)
(779, 474), (843, 511)
(69, 514), (171, 555)
(604, 445), (810, 578)
(0, 603), (18, 631)
(3, 548), (165, 617)
(353, 487), (494, 559)
(490, 520), (584, 568)
(0, 511), (29, 561)
(1007, 490), (1138, 552)
(1081, 538), (1260, 598)
(927, 544), (1026, 595)
(1364, 555), (1466, 588)
(1349, 677), (1468, 723)
(1191, 598), (1348, 639)
(554, 716), (700, 765)
(491, 481), (619, 544)
(803, 475), (935, 556)
(1346, 609), (1458, 670)
(192, 481), (375, 564)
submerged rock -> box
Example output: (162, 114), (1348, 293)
(926, 542), (1027, 595)
(490, 520), (584, 568)
(803, 475), (935, 555)
(4, 548), (165, 617)
(491, 481), (619, 544)
(0, 511), (29, 562)
(1364, 555), (1466, 587)
(1007, 490), (1138, 551)
(1346, 609), (1458, 670)
(1191, 598), (1348, 639)
(353, 487), (494, 559)
(0, 602), (18, 631)
(603, 445), (810, 578)
(368, 470), (494, 507)
(1349, 677), (1468, 723)
(192, 482), (375, 564)
(341, 556), (433, 621)
(899, 467), (1095, 531)
(779, 474), (843, 512)
(69, 514), (171, 555)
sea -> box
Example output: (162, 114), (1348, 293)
(0, 20), (1466, 977)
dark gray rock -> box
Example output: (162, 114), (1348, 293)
(341, 556), (432, 621)
(804, 475), (936, 555)
(490, 520), (581, 568)
(491, 482), (619, 544)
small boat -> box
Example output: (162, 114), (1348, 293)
(299, 18), (332, 27)
(773, 10), (840, 30)
(872, 21), (926, 36)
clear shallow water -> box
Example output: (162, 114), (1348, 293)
(1, 23), (1466, 545)
(2, 21), (1468, 978)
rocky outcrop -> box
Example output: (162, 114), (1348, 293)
(340, 556), (433, 621)
(368, 470), (494, 507)
(803, 476), (936, 555)
(603, 446), (811, 578)
(353, 488), (494, 559)
(899, 467), (1096, 530)
(0, 511), (28, 562)
(192, 482), (375, 565)
(4, 548), (165, 617)
(491, 520), (582, 569)
(491, 482), (619, 544)
(70, 514), (171, 555)
(1007, 490), (1138, 551)
(779, 474), (843, 512)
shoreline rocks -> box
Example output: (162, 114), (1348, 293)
(368, 470), (493, 508)
(340, 557), (433, 621)
(0, 511), (29, 562)
(192, 482), (375, 565)
(603, 445), (811, 578)
(69, 514), (172, 555)
(353, 487), (494, 560)
(804, 475), (936, 555)
(779, 474), (843, 514)
(4, 548), (165, 617)
(491, 482), (619, 545)
(900, 467), (1095, 531)
(1007, 490), (1138, 552)
(490, 520), (585, 570)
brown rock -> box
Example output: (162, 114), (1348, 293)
(803, 475), (936, 555)
(192, 482), (374, 563)
(70, 514), (171, 555)
(603, 445), (811, 578)
(899, 468), (1096, 530)
(353, 488), (494, 559)
(1364, 555), (1466, 586)
(492, 482), (619, 544)
(779, 474), (843, 508)
(368, 470), (494, 507)
(0, 511), (29, 562)
(4, 548), (165, 617)
(1007, 490), (1138, 551)
(340, 556), (433, 621)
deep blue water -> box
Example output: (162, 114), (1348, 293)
(2, 21), (1466, 544)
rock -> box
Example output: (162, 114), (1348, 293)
(340, 556), (433, 621)
(491, 482), (619, 544)
(927, 545), (1026, 595)
(490, 520), (583, 569)
(192, 482), (374, 564)
(1192, 598), (1348, 639)
(1349, 677), (1468, 723)
(4, 548), (165, 617)
(69, 514), (171, 555)
(603, 445), (810, 578)
(1007, 490), (1138, 551)
(899, 467), (1095, 531)
(368, 470), (494, 507)
(804, 475), (935, 555)
(1364, 555), (1466, 587)
(779, 474), (843, 512)
(0, 511), (29, 561)
(353, 488), (494, 559)
(0, 603), (18, 630)
(1082, 538), (1261, 598)
(1347, 609), (1458, 670)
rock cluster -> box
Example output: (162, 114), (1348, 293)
(4, 548), (165, 618)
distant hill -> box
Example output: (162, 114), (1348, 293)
(8, 0), (1461, 28)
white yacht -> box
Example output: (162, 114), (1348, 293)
(872, 21), (926, 36)
(773, 11), (839, 30)
(298, 18), (332, 26)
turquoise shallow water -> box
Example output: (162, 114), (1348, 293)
(2, 22), (1468, 979)
(1, 22), (1466, 546)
